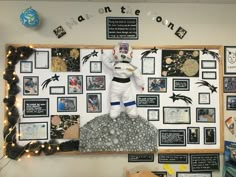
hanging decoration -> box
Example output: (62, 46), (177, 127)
(140, 47), (158, 59)
(201, 48), (220, 60)
(41, 74), (60, 90)
(195, 80), (217, 93)
(169, 93), (192, 104)
(3, 45), (79, 160)
(82, 50), (98, 64)
(20, 7), (40, 28)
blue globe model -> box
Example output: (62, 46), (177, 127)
(20, 8), (40, 28)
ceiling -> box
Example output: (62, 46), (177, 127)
(2, 0), (236, 4)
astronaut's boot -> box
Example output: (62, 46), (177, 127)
(125, 104), (138, 119)
(110, 102), (121, 120)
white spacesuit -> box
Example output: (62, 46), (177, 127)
(101, 41), (144, 119)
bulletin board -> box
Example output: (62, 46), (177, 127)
(3, 44), (224, 160)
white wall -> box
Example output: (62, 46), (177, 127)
(0, 1), (235, 177)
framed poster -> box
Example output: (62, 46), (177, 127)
(224, 46), (236, 74)
(35, 50), (49, 69)
(176, 172), (212, 177)
(224, 77), (236, 93)
(20, 61), (33, 73)
(136, 94), (159, 107)
(163, 107), (191, 124)
(141, 57), (155, 75)
(173, 79), (190, 91)
(226, 95), (236, 110)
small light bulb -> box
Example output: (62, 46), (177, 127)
(57, 146), (60, 151)
(27, 154), (31, 158)
(9, 128), (12, 131)
(25, 149), (29, 153)
(4, 120), (7, 124)
(41, 145), (45, 148)
(8, 112), (12, 116)
(29, 45), (33, 48)
(18, 158), (21, 161)
(35, 150), (39, 154)
(48, 146), (51, 150)
(8, 61), (12, 65)
(20, 53), (23, 57)
(11, 143), (15, 147)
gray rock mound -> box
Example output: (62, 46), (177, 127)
(80, 112), (158, 152)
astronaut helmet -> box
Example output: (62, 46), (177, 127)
(113, 41), (133, 62)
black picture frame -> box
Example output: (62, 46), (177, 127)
(224, 77), (236, 93)
(159, 129), (186, 146)
(20, 61), (33, 73)
(172, 79), (190, 91)
(136, 94), (159, 107)
(190, 153), (219, 171)
(202, 71), (217, 80)
(128, 153), (154, 162)
(224, 46), (236, 75)
(198, 92), (210, 104)
(57, 97), (77, 112)
(90, 61), (102, 73)
(147, 109), (159, 121)
(201, 60), (216, 69)
(158, 154), (188, 164)
(187, 127), (200, 144)
(49, 86), (65, 95)
(176, 172), (212, 177)
(148, 77), (167, 92)
(226, 95), (236, 110)
(23, 76), (39, 95)
(23, 98), (49, 118)
(163, 107), (191, 124)
(141, 57), (155, 75)
(68, 75), (83, 94)
(19, 122), (48, 140)
(86, 75), (106, 91)
(106, 17), (139, 40)
(196, 107), (216, 123)
(35, 50), (49, 69)
(204, 127), (216, 145)
(87, 93), (102, 113)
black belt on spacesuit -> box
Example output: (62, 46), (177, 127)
(112, 77), (130, 83)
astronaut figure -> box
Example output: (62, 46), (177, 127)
(101, 41), (144, 119)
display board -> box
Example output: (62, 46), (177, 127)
(3, 44), (224, 159)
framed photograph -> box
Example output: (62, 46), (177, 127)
(20, 61), (33, 73)
(35, 50), (49, 69)
(51, 115), (80, 139)
(226, 95), (236, 110)
(202, 71), (217, 80)
(136, 94), (159, 107)
(198, 92), (210, 104)
(90, 61), (102, 73)
(23, 98), (49, 118)
(87, 93), (102, 113)
(147, 109), (159, 121)
(224, 46), (236, 75)
(176, 172), (212, 177)
(190, 153), (219, 171)
(68, 75), (83, 94)
(148, 77), (167, 92)
(172, 79), (190, 91)
(224, 77), (236, 93)
(19, 122), (48, 140)
(201, 60), (216, 69)
(159, 129), (186, 146)
(128, 154), (154, 162)
(163, 107), (191, 124)
(141, 57), (155, 75)
(49, 86), (65, 95)
(57, 97), (77, 112)
(23, 76), (39, 95)
(204, 127), (216, 145)
(196, 108), (215, 123)
(187, 127), (200, 144)
(86, 75), (105, 90)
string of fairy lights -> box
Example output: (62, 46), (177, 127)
(2, 45), (79, 161)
